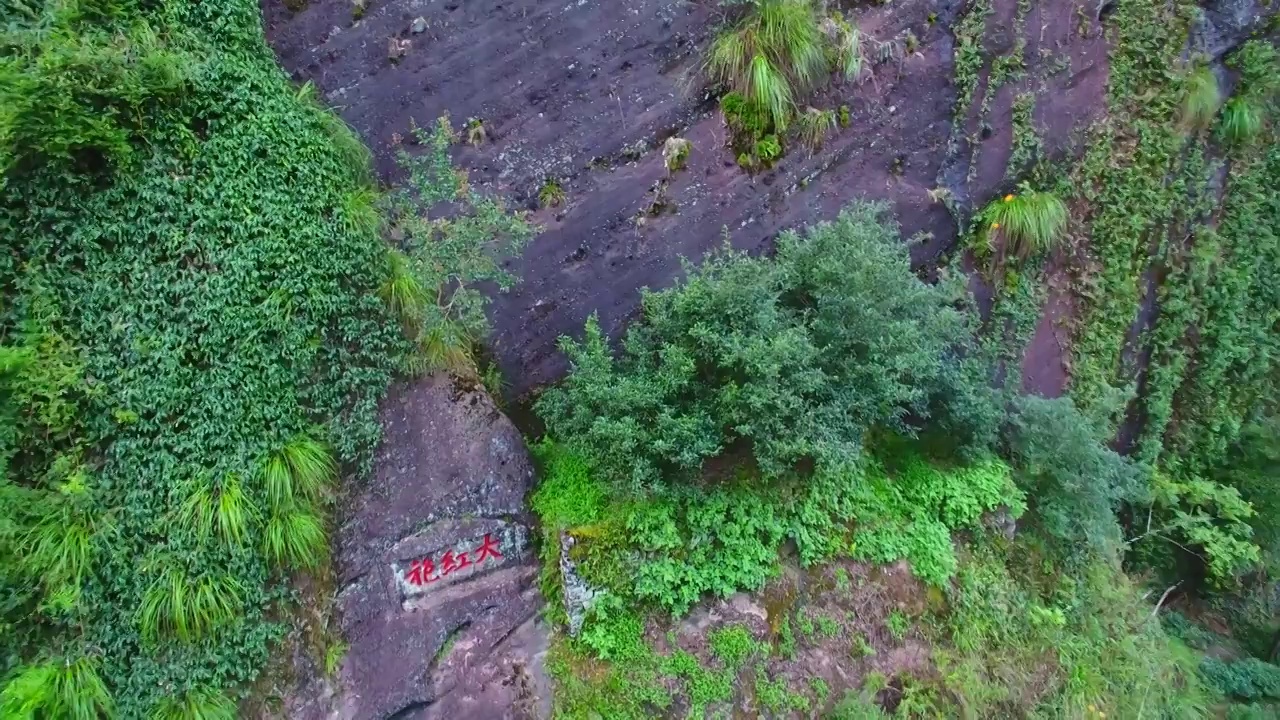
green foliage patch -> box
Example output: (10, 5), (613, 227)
(0, 0), (429, 713)
(931, 539), (1216, 717)
(1005, 395), (1146, 558)
(384, 118), (533, 376)
(537, 201), (998, 492)
(849, 456), (1023, 585)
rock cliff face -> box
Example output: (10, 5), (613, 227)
(262, 0), (1116, 399)
(288, 376), (549, 720)
(260, 0), (1277, 716)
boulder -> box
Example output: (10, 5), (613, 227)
(288, 375), (550, 720)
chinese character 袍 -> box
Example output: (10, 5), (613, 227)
(405, 557), (438, 586)
(474, 533), (503, 563)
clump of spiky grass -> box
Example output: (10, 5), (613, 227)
(1180, 64), (1221, 133)
(1217, 96), (1263, 146)
(261, 432), (336, 510)
(262, 504), (328, 570)
(179, 473), (258, 548)
(339, 186), (382, 238)
(380, 247), (429, 329)
(797, 106), (837, 151)
(538, 179), (565, 208)
(149, 688), (237, 720)
(705, 0), (828, 132)
(253, 433), (335, 570)
(21, 468), (100, 609)
(0, 657), (114, 720)
(139, 566), (244, 643)
(831, 15), (867, 83)
(978, 186), (1068, 260)
(403, 315), (474, 376)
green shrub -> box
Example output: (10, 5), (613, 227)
(386, 118), (534, 376)
(1006, 395), (1145, 557)
(1201, 658), (1280, 702)
(537, 202), (994, 491)
(1222, 417), (1280, 571)
(1143, 470), (1260, 583)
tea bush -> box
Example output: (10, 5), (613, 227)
(537, 202), (998, 492)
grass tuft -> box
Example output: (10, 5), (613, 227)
(405, 316), (474, 375)
(1180, 64), (1221, 133)
(149, 688), (237, 720)
(977, 186), (1068, 261)
(705, 0), (827, 132)
(796, 106), (836, 151)
(139, 566), (244, 643)
(280, 433), (337, 503)
(380, 247), (430, 329)
(0, 657), (114, 720)
(260, 433), (336, 511)
(262, 505), (328, 570)
(179, 473), (258, 548)
(539, 179), (566, 208)
(1217, 96), (1263, 146)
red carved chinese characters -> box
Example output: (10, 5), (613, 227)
(405, 557), (438, 586)
(475, 533), (503, 562)
(402, 534), (502, 587)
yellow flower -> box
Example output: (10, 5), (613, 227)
(1004, 194), (1015, 202)
(991, 222), (1001, 230)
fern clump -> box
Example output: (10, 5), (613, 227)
(976, 184), (1068, 262)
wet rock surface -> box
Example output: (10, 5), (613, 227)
(301, 376), (549, 720)
(262, 0), (1114, 398)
